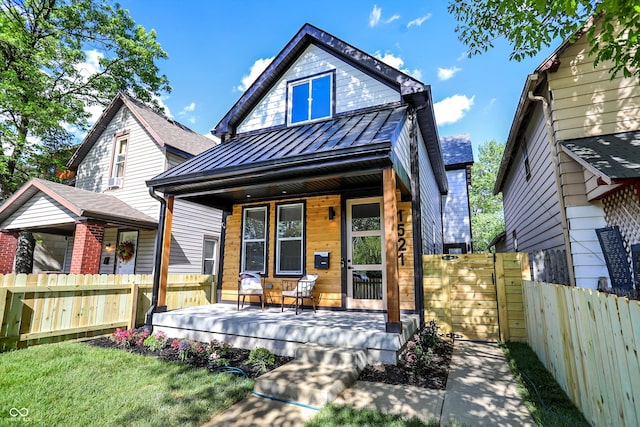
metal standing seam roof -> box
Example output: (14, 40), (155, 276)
(0, 178), (157, 230)
(560, 130), (640, 183)
(149, 105), (408, 186)
(441, 134), (474, 167)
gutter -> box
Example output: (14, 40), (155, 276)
(144, 187), (168, 332)
(527, 80), (576, 286)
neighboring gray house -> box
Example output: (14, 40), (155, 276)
(441, 135), (473, 254)
(0, 93), (222, 275)
(494, 22), (640, 289)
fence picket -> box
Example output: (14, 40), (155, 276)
(0, 274), (215, 350)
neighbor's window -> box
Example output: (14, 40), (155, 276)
(522, 138), (531, 181)
(109, 137), (128, 188)
(276, 203), (304, 275)
(241, 206), (268, 274)
(202, 237), (218, 274)
(288, 73), (332, 124)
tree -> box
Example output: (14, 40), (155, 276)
(470, 140), (505, 253)
(0, 0), (170, 198)
(448, 1), (640, 80)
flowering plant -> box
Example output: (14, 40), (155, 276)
(400, 320), (441, 377)
(170, 339), (204, 361)
(116, 241), (135, 262)
(110, 328), (148, 348)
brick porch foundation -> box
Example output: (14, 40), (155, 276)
(0, 231), (18, 273)
(70, 222), (105, 274)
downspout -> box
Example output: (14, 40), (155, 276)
(527, 88), (576, 286)
(409, 106), (425, 325)
(145, 186), (167, 332)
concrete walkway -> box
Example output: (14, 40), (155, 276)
(202, 341), (534, 426)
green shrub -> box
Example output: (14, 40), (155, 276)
(401, 320), (441, 377)
(248, 347), (275, 373)
(143, 331), (168, 351)
(208, 340), (232, 367)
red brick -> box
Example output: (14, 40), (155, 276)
(0, 231), (18, 273)
(69, 222), (104, 274)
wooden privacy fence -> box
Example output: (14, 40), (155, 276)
(423, 253), (530, 342)
(0, 273), (215, 351)
(524, 281), (640, 427)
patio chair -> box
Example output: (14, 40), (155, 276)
(238, 272), (265, 310)
(281, 274), (319, 315)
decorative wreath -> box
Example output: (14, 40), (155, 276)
(115, 241), (136, 262)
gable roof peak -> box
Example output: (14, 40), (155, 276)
(213, 22), (426, 138)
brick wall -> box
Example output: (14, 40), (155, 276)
(0, 231), (18, 273)
(69, 222), (105, 274)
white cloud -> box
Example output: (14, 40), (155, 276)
(434, 95), (475, 125)
(178, 102), (197, 124)
(374, 51), (422, 80)
(236, 57), (274, 92)
(407, 14), (432, 28)
(385, 14), (400, 24)
(437, 66), (462, 81)
(369, 5), (381, 27)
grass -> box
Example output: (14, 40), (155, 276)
(0, 342), (253, 427)
(502, 342), (590, 427)
(305, 404), (440, 427)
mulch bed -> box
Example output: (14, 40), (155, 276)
(358, 338), (454, 390)
(87, 335), (453, 389)
(87, 337), (293, 379)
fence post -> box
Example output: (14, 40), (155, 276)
(0, 288), (7, 340)
(495, 253), (509, 341)
(128, 283), (138, 330)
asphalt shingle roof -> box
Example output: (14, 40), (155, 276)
(561, 131), (640, 181)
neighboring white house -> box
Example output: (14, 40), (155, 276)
(0, 93), (222, 275)
(441, 135), (473, 254)
(494, 21), (640, 289)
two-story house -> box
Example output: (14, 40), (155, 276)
(147, 23), (448, 332)
(494, 21), (640, 289)
(441, 135), (473, 254)
(0, 93), (222, 276)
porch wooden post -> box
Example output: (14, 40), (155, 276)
(158, 196), (174, 309)
(383, 168), (402, 333)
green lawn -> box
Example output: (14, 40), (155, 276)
(306, 404), (440, 427)
(0, 342), (253, 427)
(502, 342), (590, 427)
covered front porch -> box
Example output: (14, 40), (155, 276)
(152, 303), (420, 364)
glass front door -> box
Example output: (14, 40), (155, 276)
(346, 198), (385, 309)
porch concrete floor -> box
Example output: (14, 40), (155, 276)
(152, 303), (419, 364)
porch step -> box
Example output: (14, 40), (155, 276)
(253, 345), (367, 407)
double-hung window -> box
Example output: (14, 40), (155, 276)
(276, 203), (304, 275)
(109, 137), (128, 188)
(288, 73), (332, 124)
(202, 237), (218, 274)
(241, 206), (268, 274)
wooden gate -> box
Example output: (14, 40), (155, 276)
(423, 253), (530, 342)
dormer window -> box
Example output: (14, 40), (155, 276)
(288, 72), (333, 125)
(109, 136), (128, 189)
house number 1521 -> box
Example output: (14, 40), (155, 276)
(397, 210), (407, 266)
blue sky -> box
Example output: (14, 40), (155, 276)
(111, 1), (557, 156)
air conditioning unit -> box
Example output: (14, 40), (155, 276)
(108, 177), (123, 189)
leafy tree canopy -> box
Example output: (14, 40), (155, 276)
(470, 140), (505, 253)
(448, 0), (640, 80)
(0, 0), (170, 198)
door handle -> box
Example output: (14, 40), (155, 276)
(347, 266), (353, 270)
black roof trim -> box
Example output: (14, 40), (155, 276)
(213, 23), (425, 138)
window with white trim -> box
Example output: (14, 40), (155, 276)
(288, 73), (332, 124)
(241, 206), (268, 274)
(276, 203), (304, 275)
(202, 237), (218, 274)
(109, 137), (128, 188)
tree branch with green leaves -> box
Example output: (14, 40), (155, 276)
(0, 0), (170, 198)
(448, 0), (640, 80)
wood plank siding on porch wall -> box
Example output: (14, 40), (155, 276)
(219, 194), (416, 311)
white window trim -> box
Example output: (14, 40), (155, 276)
(276, 203), (304, 275)
(109, 136), (128, 189)
(287, 72), (333, 125)
(241, 206), (268, 274)
(202, 237), (218, 275)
